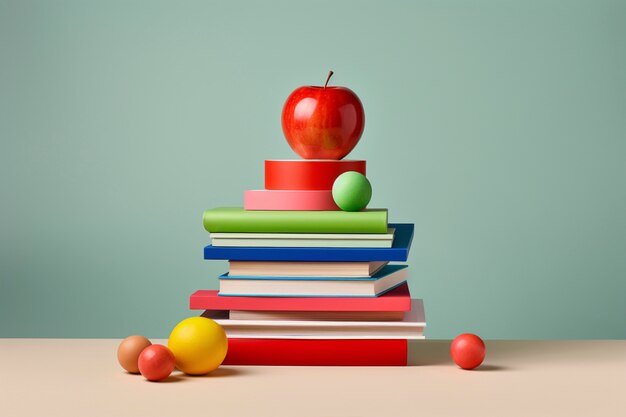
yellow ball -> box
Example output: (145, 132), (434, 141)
(168, 317), (228, 375)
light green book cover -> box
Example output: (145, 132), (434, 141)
(203, 207), (388, 233)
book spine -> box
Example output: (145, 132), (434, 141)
(189, 284), (412, 312)
(203, 208), (388, 233)
(203, 245), (408, 262)
(223, 339), (407, 366)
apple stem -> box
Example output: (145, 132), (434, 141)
(324, 71), (334, 89)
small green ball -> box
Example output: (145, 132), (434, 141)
(332, 171), (372, 212)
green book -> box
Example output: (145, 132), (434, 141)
(203, 207), (389, 234)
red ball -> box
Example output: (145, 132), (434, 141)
(138, 344), (176, 381)
(450, 333), (486, 370)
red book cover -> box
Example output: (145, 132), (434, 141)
(190, 282), (411, 312)
(223, 339), (407, 366)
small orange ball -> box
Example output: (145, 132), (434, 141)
(138, 344), (176, 382)
(117, 335), (152, 373)
(450, 333), (486, 370)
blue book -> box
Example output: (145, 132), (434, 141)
(204, 223), (414, 262)
(218, 265), (409, 297)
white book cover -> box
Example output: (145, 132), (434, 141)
(202, 299), (426, 340)
(218, 265), (408, 297)
(228, 260), (388, 278)
(210, 228), (395, 248)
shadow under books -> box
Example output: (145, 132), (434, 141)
(408, 340), (510, 370)
(407, 340), (451, 366)
(181, 367), (247, 378)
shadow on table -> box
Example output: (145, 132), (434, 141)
(407, 340), (451, 366)
(471, 364), (510, 371)
(408, 340), (513, 370)
(179, 367), (247, 379)
(155, 374), (187, 383)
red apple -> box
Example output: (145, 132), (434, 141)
(282, 71), (365, 160)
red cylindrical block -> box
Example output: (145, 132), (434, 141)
(265, 160), (366, 190)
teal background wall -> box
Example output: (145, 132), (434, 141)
(1, 0), (625, 339)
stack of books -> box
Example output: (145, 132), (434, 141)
(190, 159), (425, 366)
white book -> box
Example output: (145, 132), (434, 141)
(210, 228), (395, 248)
(218, 265), (408, 297)
(202, 299), (426, 340)
(228, 310), (406, 321)
(228, 260), (388, 278)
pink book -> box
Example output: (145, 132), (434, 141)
(190, 282), (411, 312)
(244, 190), (340, 211)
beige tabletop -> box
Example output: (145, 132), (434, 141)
(0, 339), (624, 417)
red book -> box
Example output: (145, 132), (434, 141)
(190, 282), (411, 312)
(223, 339), (407, 366)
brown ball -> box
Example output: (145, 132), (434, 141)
(117, 335), (152, 373)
